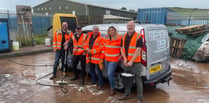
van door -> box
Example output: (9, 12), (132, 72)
(144, 26), (170, 80)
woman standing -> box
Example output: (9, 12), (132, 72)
(100, 26), (122, 95)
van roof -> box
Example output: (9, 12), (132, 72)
(53, 13), (76, 18)
(82, 24), (166, 32)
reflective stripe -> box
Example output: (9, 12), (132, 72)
(102, 51), (105, 53)
(136, 33), (140, 39)
(105, 53), (120, 57)
(93, 49), (96, 54)
(53, 42), (56, 44)
(57, 42), (61, 44)
(91, 57), (100, 61)
(128, 53), (141, 56)
(73, 49), (83, 51)
(57, 45), (61, 47)
(105, 44), (120, 48)
(95, 43), (99, 46)
(129, 46), (136, 49)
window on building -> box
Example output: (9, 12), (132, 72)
(65, 6), (68, 9)
(59, 6), (61, 10)
(49, 7), (51, 10)
(41, 8), (43, 10)
(37, 8), (40, 11)
(105, 10), (111, 15)
(45, 8), (47, 10)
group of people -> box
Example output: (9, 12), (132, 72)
(51, 21), (143, 103)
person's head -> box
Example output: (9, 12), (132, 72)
(108, 26), (117, 37)
(127, 21), (135, 35)
(62, 22), (68, 32)
(75, 26), (82, 35)
(92, 26), (99, 36)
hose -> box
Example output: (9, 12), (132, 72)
(8, 59), (54, 67)
(8, 59), (69, 94)
(36, 72), (68, 94)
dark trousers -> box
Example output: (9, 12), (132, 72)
(89, 63), (104, 87)
(72, 55), (86, 79)
(53, 50), (65, 75)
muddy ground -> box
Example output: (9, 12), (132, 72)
(0, 52), (208, 103)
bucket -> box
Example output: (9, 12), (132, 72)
(12, 41), (19, 51)
(45, 38), (51, 47)
(120, 72), (135, 89)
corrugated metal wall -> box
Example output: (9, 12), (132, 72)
(137, 8), (168, 24)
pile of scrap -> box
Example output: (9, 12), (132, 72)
(170, 38), (187, 58)
(175, 24), (209, 36)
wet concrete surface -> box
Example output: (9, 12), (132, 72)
(0, 52), (208, 103)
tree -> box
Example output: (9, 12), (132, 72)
(121, 7), (127, 11)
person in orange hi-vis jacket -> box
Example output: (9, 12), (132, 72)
(50, 22), (73, 80)
(100, 26), (122, 95)
(84, 26), (104, 90)
(118, 21), (143, 103)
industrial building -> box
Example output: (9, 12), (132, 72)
(33, 0), (137, 24)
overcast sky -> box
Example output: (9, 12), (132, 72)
(0, 0), (209, 11)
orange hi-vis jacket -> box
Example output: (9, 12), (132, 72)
(122, 32), (142, 62)
(84, 32), (103, 64)
(100, 34), (122, 62)
(53, 30), (73, 50)
(72, 33), (87, 55)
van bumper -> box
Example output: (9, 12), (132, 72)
(142, 65), (172, 87)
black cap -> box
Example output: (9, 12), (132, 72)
(76, 25), (82, 29)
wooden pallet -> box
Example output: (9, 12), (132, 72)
(176, 24), (207, 32)
(170, 38), (187, 58)
(175, 24), (209, 36)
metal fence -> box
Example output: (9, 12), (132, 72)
(167, 11), (209, 26)
(0, 9), (52, 41)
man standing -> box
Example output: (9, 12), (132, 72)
(65, 26), (87, 84)
(84, 26), (104, 90)
(118, 21), (143, 103)
(50, 22), (73, 80)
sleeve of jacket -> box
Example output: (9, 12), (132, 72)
(100, 38), (105, 60)
(53, 31), (57, 49)
(91, 37), (104, 55)
(83, 35), (89, 50)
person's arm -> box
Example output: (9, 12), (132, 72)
(53, 31), (57, 52)
(100, 39), (105, 60)
(90, 37), (104, 55)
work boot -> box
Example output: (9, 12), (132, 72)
(80, 79), (85, 85)
(70, 76), (78, 81)
(137, 99), (142, 103)
(118, 94), (130, 100)
(97, 86), (104, 90)
(49, 75), (57, 80)
(109, 89), (115, 96)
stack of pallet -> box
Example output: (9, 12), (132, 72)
(175, 24), (209, 36)
(170, 38), (187, 58)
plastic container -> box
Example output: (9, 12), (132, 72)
(12, 41), (19, 51)
(120, 72), (135, 89)
(45, 38), (51, 46)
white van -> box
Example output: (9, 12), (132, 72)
(69, 24), (172, 89)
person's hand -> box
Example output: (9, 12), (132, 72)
(86, 49), (91, 55)
(53, 48), (57, 52)
(123, 59), (128, 66)
(127, 61), (133, 67)
(64, 45), (68, 50)
(119, 56), (123, 61)
(83, 52), (86, 55)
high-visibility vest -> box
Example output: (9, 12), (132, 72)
(122, 32), (142, 62)
(84, 32), (103, 64)
(100, 34), (121, 62)
(72, 33), (87, 55)
(53, 30), (73, 50)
